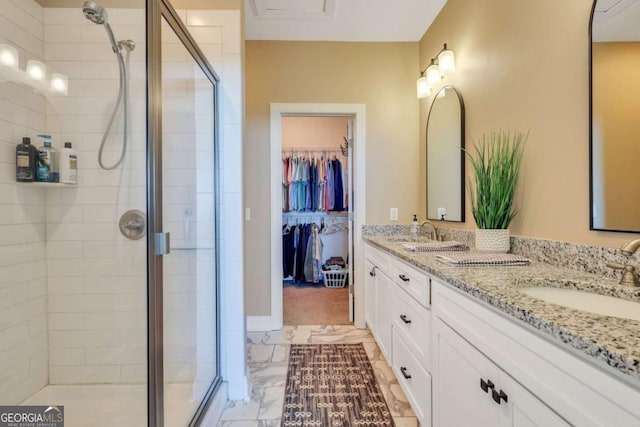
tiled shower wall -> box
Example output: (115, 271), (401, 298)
(43, 7), (148, 385)
(1, 2), (244, 402)
(0, 0), (49, 405)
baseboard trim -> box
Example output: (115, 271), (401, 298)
(247, 316), (274, 331)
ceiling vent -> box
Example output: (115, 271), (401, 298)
(249, 0), (337, 20)
(593, 0), (638, 21)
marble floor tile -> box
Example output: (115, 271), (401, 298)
(220, 387), (262, 421)
(271, 344), (290, 363)
(256, 386), (285, 420)
(248, 345), (275, 364)
(262, 328), (311, 344)
(221, 325), (418, 427)
(246, 332), (268, 345)
(393, 416), (420, 427)
(248, 362), (289, 386)
(362, 341), (385, 361)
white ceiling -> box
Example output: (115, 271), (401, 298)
(245, 0), (448, 42)
(593, 0), (640, 41)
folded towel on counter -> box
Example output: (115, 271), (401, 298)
(436, 253), (531, 266)
(402, 241), (469, 252)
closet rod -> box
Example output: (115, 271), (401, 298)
(283, 147), (345, 153)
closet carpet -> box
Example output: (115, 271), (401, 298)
(283, 286), (350, 326)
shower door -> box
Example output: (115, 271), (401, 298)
(148, 1), (221, 425)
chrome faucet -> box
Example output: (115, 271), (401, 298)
(420, 220), (444, 241)
(607, 239), (640, 287)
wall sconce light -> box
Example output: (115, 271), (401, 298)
(417, 71), (431, 98)
(417, 43), (456, 98)
(50, 73), (68, 95)
(26, 59), (46, 81)
(0, 43), (68, 97)
(0, 44), (19, 68)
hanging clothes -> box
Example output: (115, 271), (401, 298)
(282, 152), (347, 213)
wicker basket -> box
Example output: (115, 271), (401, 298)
(322, 269), (348, 288)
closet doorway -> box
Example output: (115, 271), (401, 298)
(269, 104), (367, 331)
(282, 116), (353, 325)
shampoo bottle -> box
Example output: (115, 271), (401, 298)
(36, 134), (59, 182)
(59, 142), (77, 185)
(410, 214), (420, 237)
(16, 137), (38, 182)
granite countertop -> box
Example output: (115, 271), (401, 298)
(364, 235), (640, 382)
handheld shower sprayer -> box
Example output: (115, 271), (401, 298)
(82, 1), (135, 170)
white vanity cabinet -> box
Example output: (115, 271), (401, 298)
(364, 243), (433, 427)
(433, 316), (568, 427)
(364, 245), (393, 360)
(432, 280), (640, 427)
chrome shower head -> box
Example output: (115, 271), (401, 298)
(82, 1), (108, 25)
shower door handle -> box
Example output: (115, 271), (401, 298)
(155, 232), (171, 255)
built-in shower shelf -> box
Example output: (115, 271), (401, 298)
(17, 182), (77, 188)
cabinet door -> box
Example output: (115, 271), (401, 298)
(498, 373), (570, 427)
(433, 318), (498, 427)
(364, 258), (376, 331)
(374, 269), (393, 361)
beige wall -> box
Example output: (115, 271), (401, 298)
(419, 0), (638, 247)
(282, 116), (349, 152)
(245, 41), (420, 316)
(592, 42), (640, 230)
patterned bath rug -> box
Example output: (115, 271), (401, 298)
(281, 343), (395, 426)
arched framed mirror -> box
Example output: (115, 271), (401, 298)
(590, 0), (640, 232)
(426, 85), (465, 222)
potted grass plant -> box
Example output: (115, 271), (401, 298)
(464, 130), (527, 252)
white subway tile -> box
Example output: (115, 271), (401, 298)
(49, 330), (121, 348)
(222, 14), (241, 54)
(48, 277), (84, 295)
(190, 27), (223, 45)
(49, 348), (85, 367)
(12, 0), (42, 23)
(186, 10), (235, 27)
(49, 365), (120, 384)
(48, 313), (84, 331)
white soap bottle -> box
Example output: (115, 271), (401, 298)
(410, 214), (420, 237)
(59, 142), (78, 184)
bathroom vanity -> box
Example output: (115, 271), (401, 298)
(364, 236), (640, 427)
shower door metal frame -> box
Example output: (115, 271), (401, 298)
(147, 0), (222, 425)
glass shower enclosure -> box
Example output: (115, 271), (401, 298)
(0, 0), (221, 425)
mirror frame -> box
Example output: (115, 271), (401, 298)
(426, 85), (466, 222)
(588, 0), (640, 233)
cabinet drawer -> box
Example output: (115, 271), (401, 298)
(365, 244), (390, 271)
(391, 258), (431, 307)
(392, 329), (432, 427)
(392, 283), (432, 371)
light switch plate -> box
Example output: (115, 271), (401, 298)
(390, 208), (398, 221)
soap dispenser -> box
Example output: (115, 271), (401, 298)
(410, 214), (420, 237)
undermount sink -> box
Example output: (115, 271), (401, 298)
(521, 287), (640, 321)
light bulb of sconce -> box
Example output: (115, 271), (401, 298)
(417, 74), (431, 98)
(26, 59), (46, 81)
(50, 73), (68, 94)
(426, 61), (441, 86)
(0, 44), (19, 68)
(438, 45), (455, 76)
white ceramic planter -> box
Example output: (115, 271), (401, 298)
(475, 229), (510, 253)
